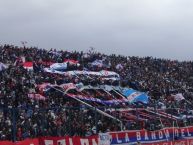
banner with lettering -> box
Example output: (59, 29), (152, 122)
(110, 126), (193, 144)
(1, 137), (193, 145)
(1, 127), (193, 145)
(38, 136), (98, 145)
(38, 126), (193, 145)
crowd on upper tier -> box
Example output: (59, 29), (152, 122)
(0, 44), (193, 141)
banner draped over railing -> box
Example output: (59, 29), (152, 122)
(2, 126), (193, 145)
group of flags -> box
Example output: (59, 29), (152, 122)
(33, 82), (150, 105)
(21, 60), (188, 105)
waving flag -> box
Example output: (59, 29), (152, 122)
(122, 88), (149, 104)
(116, 64), (123, 70)
(23, 62), (33, 70)
(171, 93), (185, 102)
(91, 60), (103, 67)
(0, 62), (7, 71)
(50, 63), (67, 71)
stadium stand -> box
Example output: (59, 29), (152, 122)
(0, 44), (193, 142)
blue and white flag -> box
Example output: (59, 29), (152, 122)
(50, 63), (67, 71)
(122, 88), (149, 104)
(91, 59), (103, 67)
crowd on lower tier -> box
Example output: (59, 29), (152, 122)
(0, 44), (193, 141)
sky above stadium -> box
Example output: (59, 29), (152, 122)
(0, 0), (193, 61)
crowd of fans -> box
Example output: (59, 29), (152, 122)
(0, 44), (193, 141)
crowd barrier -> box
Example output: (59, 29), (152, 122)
(1, 126), (193, 145)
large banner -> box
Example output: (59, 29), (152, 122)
(43, 69), (120, 79)
(2, 138), (193, 145)
(38, 126), (193, 145)
(1, 127), (193, 145)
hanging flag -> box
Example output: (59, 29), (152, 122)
(43, 69), (120, 80)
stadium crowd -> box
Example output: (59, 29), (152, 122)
(0, 44), (193, 141)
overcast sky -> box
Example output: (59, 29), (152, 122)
(0, 0), (193, 61)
